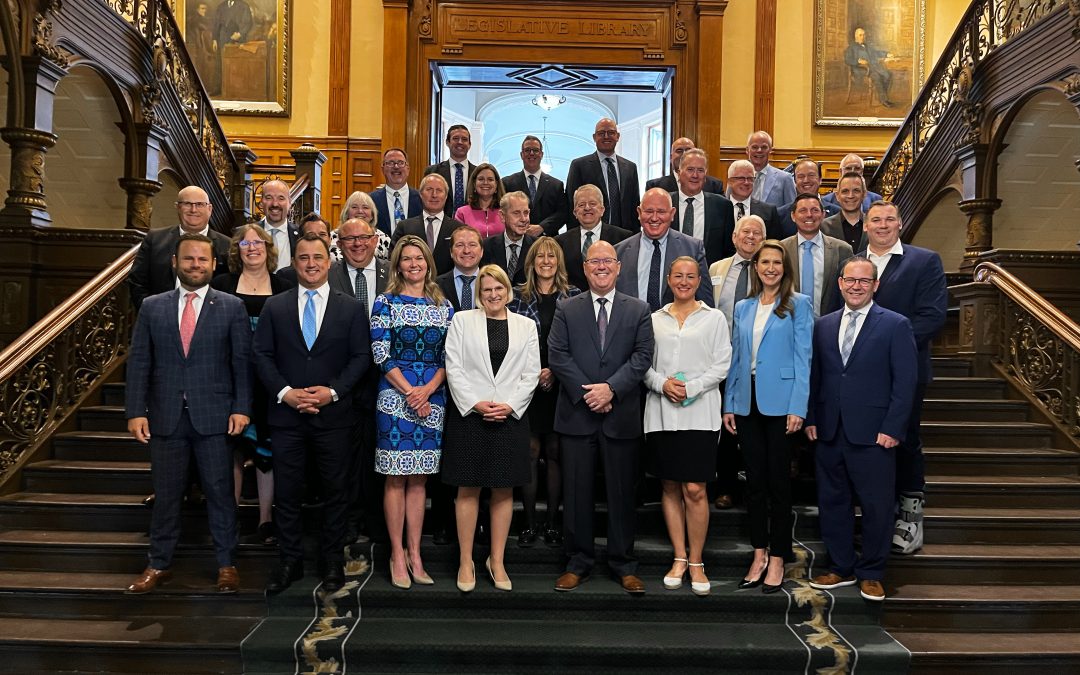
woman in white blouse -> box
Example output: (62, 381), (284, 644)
(644, 256), (732, 596)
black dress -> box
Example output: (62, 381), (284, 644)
(528, 291), (560, 434)
(441, 318), (531, 488)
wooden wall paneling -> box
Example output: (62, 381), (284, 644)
(695, 1), (730, 159)
(712, 146), (886, 189)
(329, 0), (352, 136)
(753, 0), (776, 136)
(381, 0), (411, 152)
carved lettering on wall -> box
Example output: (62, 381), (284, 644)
(441, 8), (664, 51)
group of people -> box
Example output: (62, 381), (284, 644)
(123, 117), (946, 603)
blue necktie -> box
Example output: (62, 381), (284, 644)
(302, 289), (317, 349)
(454, 163), (466, 211)
(801, 240), (815, 311)
(527, 174), (537, 201)
(393, 191), (404, 224)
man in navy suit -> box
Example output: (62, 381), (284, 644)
(549, 239), (654, 594)
(254, 233), (371, 594)
(481, 191), (535, 286)
(645, 137), (724, 195)
(370, 148), (422, 237)
(259, 179), (300, 272)
(125, 233), (252, 595)
(391, 174), (465, 276)
(778, 160), (839, 236)
(423, 124), (476, 218)
(555, 185), (633, 292)
(566, 118), (641, 231)
(806, 256), (918, 602)
(669, 149), (735, 264)
(501, 135), (567, 237)
(859, 201), (948, 555)
(615, 188), (714, 311)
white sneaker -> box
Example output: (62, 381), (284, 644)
(891, 494), (924, 554)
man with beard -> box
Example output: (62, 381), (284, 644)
(259, 180), (299, 272)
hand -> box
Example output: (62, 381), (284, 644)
(405, 384), (430, 411)
(283, 388), (320, 414)
(483, 402), (514, 422)
(805, 425), (818, 441)
(722, 413), (737, 435)
(415, 401), (432, 418)
(786, 415), (804, 434)
(582, 383), (614, 412)
(662, 377), (687, 404)
(303, 386), (334, 409)
(128, 417), (151, 444)
(228, 414), (250, 436)
(538, 368), (555, 391)
(858, 58), (868, 65)
(526, 224), (544, 238)
(876, 433), (900, 448)
(230, 31), (241, 41)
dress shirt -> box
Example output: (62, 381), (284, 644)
(450, 161), (468, 201)
(750, 300), (775, 375)
(383, 187), (410, 231)
(277, 282), (335, 403)
(797, 230), (826, 312)
(590, 289), (617, 321)
(580, 224), (603, 253)
(525, 170), (543, 189)
(839, 301), (873, 354)
(264, 220), (292, 272)
(347, 259), (377, 316)
(643, 302), (732, 433)
(174, 225), (212, 289)
(678, 191), (705, 239)
(504, 234), (524, 270)
(636, 233), (670, 302)
(867, 240), (905, 276)
(731, 198), (751, 223)
(596, 150), (619, 198)
(176, 284), (209, 327)
(422, 211), (444, 244)
(453, 267), (480, 307)
(717, 254), (752, 327)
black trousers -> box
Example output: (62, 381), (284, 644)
(735, 384), (794, 561)
(348, 413), (384, 536)
(895, 381), (927, 496)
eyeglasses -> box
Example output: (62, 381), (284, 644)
(177, 201), (210, 209)
(729, 176), (755, 183)
(382, 160), (407, 168)
(521, 148), (542, 155)
(238, 239), (266, 248)
(338, 234), (377, 244)
(840, 277), (875, 287)
(594, 130), (619, 137)
(585, 257), (618, 266)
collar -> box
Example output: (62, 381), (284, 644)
(659, 300), (706, 317)
(503, 232), (524, 246)
(455, 267), (479, 280)
(678, 190), (703, 202)
(299, 281), (331, 299)
(868, 239), (904, 258)
(264, 218), (288, 231)
(645, 231), (670, 246)
(581, 223), (602, 236)
(179, 225), (210, 237)
(845, 300), (874, 316)
(596, 150), (617, 162)
(451, 159), (468, 168)
(387, 184), (408, 195)
(524, 170), (542, 180)
(422, 211), (442, 220)
(591, 289), (617, 304)
(348, 258), (377, 274)
(798, 230), (825, 247)
(179, 284), (211, 301)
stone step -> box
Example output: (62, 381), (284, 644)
(925, 377), (1007, 400)
(885, 584), (1080, 632)
(77, 405), (128, 432)
(924, 506), (1080, 545)
(893, 631), (1080, 674)
(921, 422), (1053, 448)
(22, 459), (151, 494)
(923, 446), (1080, 477)
(919, 399), (1029, 422)
(926, 475), (1080, 508)
(888, 544), (1080, 585)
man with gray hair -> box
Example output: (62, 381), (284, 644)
(745, 130), (796, 208)
(727, 160), (782, 240)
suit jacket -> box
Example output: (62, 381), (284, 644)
(857, 243), (947, 384)
(565, 153), (641, 231)
(614, 230), (715, 307)
(340, 259), (390, 411)
(445, 309), (541, 418)
(556, 224), (633, 292)
(424, 160), (477, 218)
(781, 233), (853, 315)
(252, 287), (371, 429)
(369, 186), (422, 237)
(436, 270), (469, 312)
(548, 290), (654, 438)
(330, 258), (390, 304)
(259, 217), (301, 267)
(821, 189), (884, 214)
(481, 234), (536, 287)
(502, 171), (568, 236)
(390, 214), (466, 276)
(731, 200), (784, 240)
(646, 173), (725, 196)
(753, 164), (797, 208)
(821, 212), (867, 253)
(671, 191), (736, 264)
(808, 303), (918, 446)
(277, 260), (350, 294)
(778, 198), (840, 239)
(723, 292), (813, 418)
(128, 227), (231, 310)
(125, 288), (252, 436)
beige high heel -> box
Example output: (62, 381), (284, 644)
(486, 556), (512, 591)
(456, 562), (476, 593)
(688, 561), (710, 596)
(405, 550), (434, 585)
(663, 557), (688, 590)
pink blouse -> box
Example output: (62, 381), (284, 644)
(453, 206), (504, 238)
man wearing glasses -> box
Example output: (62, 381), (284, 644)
(370, 148), (422, 237)
(565, 118), (641, 232)
(502, 135), (567, 237)
(726, 160), (783, 240)
(129, 185), (231, 310)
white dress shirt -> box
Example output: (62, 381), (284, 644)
(677, 191), (706, 240)
(867, 240), (905, 277)
(750, 300), (775, 375)
(591, 289), (617, 320)
(277, 282), (335, 403)
(263, 219), (292, 272)
(580, 223), (604, 253)
(839, 301), (873, 354)
(422, 210), (444, 243)
(596, 151), (619, 199)
(450, 162), (468, 200)
(383, 187), (410, 232)
(176, 284), (209, 327)
(347, 259), (377, 316)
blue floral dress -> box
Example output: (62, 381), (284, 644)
(371, 293), (454, 475)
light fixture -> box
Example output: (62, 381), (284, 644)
(531, 94), (566, 112)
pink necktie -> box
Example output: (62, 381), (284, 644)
(180, 292), (196, 356)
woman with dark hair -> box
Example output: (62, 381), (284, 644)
(722, 240), (812, 594)
(453, 162), (505, 237)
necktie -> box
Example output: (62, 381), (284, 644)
(596, 297), (608, 348)
(736, 202), (746, 222)
(180, 291), (196, 356)
(734, 260), (749, 303)
(454, 163), (465, 210)
(302, 289), (318, 350)
(605, 157), (621, 227)
(460, 275), (475, 310)
(582, 230), (595, 259)
(425, 216), (437, 249)
(527, 174), (537, 201)
(508, 243), (519, 278)
(647, 239), (662, 311)
(354, 267), (369, 312)
(801, 240), (816, 310)
(752, 171), (765, 201)
(841, 310), (858, 366)
(393, 191), (404, 224)
(682, 197), (694, 236)
(271, 227), (287, 271)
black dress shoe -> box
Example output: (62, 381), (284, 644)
(762, 580), (784, 594)
(517, 528), (537, 548)
(322, 563), (346, 593)
(265, 560), (304, 595)
(737, 563), (768, 590)
(543, 528), (563, 548)
(432, 528), (451, 546)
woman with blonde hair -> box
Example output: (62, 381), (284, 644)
(340, 190), (392, 259)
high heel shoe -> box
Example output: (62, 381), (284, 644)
(737, 559), (768, 590)
(456, 562), (476, 593)
(663, 557), (688, 590)
(486, 556), (512, 591)
(762, 560), (785, 594)
(390, 560), (411, 590)
(405, 550), (434, 585)
(688, 562), (710, 596)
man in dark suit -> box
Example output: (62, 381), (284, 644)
(125, 233), (252, 595)
(806, 256), (918, 602)
(726, 160), (784, 240)
(778, 160), (839, 236)
(821, 154), (884, 214)
(253, 233), (371, 594)
(615, 188), (714, 311)
(435, 226), (483, 312)
(780, 193), (853, 316)
(391, 174), (465, 276)
(481, 191), (535, 286)
(423, 124), (476, 218)
(644, 137), (724, 195)
(501, 135), (567, 237)
(259, 179), (300, 272)
(821, 172), (869, 252)
(858, 201), (948, 555)
(670, 149), (736, 264)
(214, 0), (252, 49)
(370, 148), (422, 237)
(556, 184), (632, 292)
(844, 28), (896, 107)
(549, 239), (654, 594)
(128, 186), (230, 310)
(565, 118), (641, 231)
(276, 214), (350, 293)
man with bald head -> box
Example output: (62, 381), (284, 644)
(129, 185), (231, 310)
(259, 179), (300, 272)
(821, 154), (884, 213)
(645, 137), (725, 195)
(745, 130), (796, 208)
(566, 118), (641, 231)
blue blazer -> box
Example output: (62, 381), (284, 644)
(369, 186), (422, 237)
(808, 303), (918, 446)
(755, 165), (797, 208)
(613, 230), (715, 307)
(125, 288), (253, 437)
(723, 292), (813, 418)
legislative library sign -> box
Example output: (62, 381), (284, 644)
(443, 10), (666, 50)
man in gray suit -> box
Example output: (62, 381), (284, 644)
(615, 188), (714, 311)
(125, 233), (252, 595)
(549, 240), (654, 594)
(670, 149), (736, 264)
(781, 193), (853, 316)
(746, 130), (796, 208)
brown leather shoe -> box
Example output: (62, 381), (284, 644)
(217, 566), (240, 594)
(713, 494), (733, 509)
(860, 579), (885, 601)
(620, 574), (646, 595)
(126, 567), (172, 594)
(554, 571), (586, 591)
(809, 572), (856, 590)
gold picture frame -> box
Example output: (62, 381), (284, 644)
(182, 0), (290, 117)
(813, 0), (925, 127)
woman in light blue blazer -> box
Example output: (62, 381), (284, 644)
(722, 240), (812, 594)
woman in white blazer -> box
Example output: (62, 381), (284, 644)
(444, 265), (541, 593)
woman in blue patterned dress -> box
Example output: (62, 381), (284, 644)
(371, 235), (454, 589)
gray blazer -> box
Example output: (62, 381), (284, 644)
(780, 233), (853, 315)
(613, 229), (715, 307)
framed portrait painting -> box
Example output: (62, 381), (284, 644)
(813, 0), (925, 127)
(182, 0), (290, 116)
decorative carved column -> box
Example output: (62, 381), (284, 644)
(118, 121), (168, 231)
(955, 139), (998, 272)
(228, 139), (259, 228)
(118, 177), (163, 232)
(950, 280), (1000, 377)
(753, 0), (776, 136)
(958, 198), (1002, 271)
(291, 142), (326, 218)
(695, 0), (729, 156)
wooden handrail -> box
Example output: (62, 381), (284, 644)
(290, 174), (310, 205)
(973, 261), (1080, 353)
